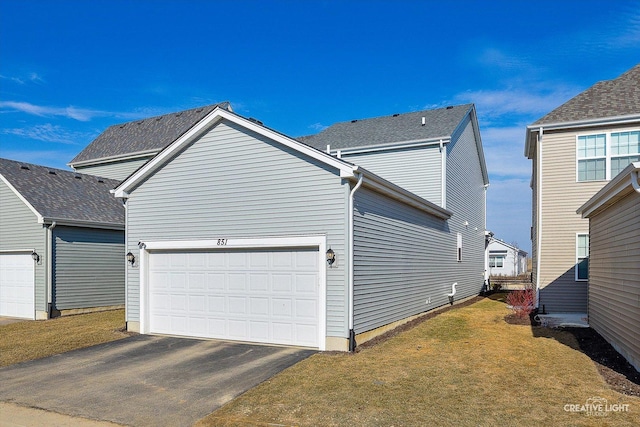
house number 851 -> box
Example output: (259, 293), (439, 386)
(217, 239), (227, 246)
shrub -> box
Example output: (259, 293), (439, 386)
(506, 286), (536, 318)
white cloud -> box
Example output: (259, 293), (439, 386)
(455, 87), (577, 120)
(0, 124), (95, 145)
(0, 72), (45, 85)
(0, 100), (147, 122)
(481, 126), (531, 178)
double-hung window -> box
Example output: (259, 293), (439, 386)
(577, 131), (640, 182)
(576, 234), (589, 281)
(577, 134), (606, 181)
(611, 131), (640, 177)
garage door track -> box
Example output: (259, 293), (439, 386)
(0, 335), (315, 426)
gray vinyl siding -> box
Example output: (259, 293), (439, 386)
(52, 226), (125, 310)
(0, 180), (46, 312)
(588, 190), (640, 371)
(352, 187), (453, 333)
(125, 120), (348, 336)
(342, 145), (443, 205)
(445, 115), (487, 295)
(73, 157), (152, 181)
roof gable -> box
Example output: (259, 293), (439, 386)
(0, 158), (124, 227)
(69, 102), (232, 166)
(114, 107), (357, 198)
(534, 64), (640, 125)
(299, 104), (473, 150)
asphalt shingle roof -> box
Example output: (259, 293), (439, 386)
(299, 104), (473, 150)
(534, 64), (640, 125)
(69, 102), (231, 164)
(0, 158), (124, 225)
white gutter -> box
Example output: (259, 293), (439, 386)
(535, 127), (543, 308)
(348, 172), (364, 351)
(68, 149), (158, 168)
(632, 170), (640, 194)
(330, 137), (449, 156)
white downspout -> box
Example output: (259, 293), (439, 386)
(535, 128), (543, 309)
(440, 140), (446, 208)
(348, 172), (364, 351)
(47, 221), (57, 317)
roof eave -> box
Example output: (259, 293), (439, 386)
(357, 168), (452, 220)
(577, 161), (640, 218)
(41, 217), (125, 230)
(69, 149), (158, 168)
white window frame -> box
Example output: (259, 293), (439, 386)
(576, 130), (640, 182)
(576, 133), (607, 182)
(489, 255), (504, 268)
(575, 233), (589, 282)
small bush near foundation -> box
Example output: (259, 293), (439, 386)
(506, 286), (535, 318)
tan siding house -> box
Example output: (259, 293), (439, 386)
(577, 162), (640, 371)
(525, 64), (640, 313)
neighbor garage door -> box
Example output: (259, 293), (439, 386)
(148, 248), (319, 347)
(0, 253), (35, 319)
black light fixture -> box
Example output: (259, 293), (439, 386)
(126, 252), (135, 266)
(326, 248), (335, 266)
(31, 251), (40, 263)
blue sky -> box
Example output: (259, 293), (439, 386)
(1, 0), (640, 253)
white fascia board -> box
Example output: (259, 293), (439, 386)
(357, 168), (452, 220)
(467, 106), (490, 185)
(577, 161), (640, 218)
(114, 108), (355, 198)
(68, 149), (158, 168)
(332, 137), (449, 156)
(0, 174), (43, 223)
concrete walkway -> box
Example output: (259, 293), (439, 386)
(0, 402), (124, 426)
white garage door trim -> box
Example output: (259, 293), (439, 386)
(0, 250), (35, 319)
(139, 235), (327, 350)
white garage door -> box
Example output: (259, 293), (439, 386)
(0, 253), (35, 319)
(148, 248), (319, 347)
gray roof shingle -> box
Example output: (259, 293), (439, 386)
(534, 64), (640, 125)
(0, 158), (124, 226)
(299, 104), (473, 150)
(69, 102), (231, 164)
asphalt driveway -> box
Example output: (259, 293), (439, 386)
(0, 335), (315, 426)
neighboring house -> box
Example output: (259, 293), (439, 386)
(577, 162), (640, 372)
(94, 104), (488, 351)
(525, 64), (640, 313)
(487, 238), (527, 277)
(0, 158), (125, 319)
(68, 102), (232, 180)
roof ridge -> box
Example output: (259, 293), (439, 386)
(104, 102), (230, 130)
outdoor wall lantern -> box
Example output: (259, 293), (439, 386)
(31, 250), (40, 263)
(326, 248), (335, 266)
(126, 252), (135, 266)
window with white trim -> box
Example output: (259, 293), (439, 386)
(489, 256), (504, 268)
(611, 131), (640, 177)
(577, 131), (640, 182)
(576, 234), (589, 281)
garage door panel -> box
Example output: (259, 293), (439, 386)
(148, 248), (319, 347)
(0, 254), (35, 319)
